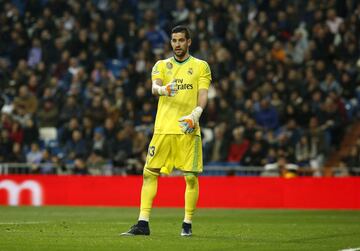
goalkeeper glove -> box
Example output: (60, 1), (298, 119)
(178, 106), (203, 134)
(157, 81), (178, 96)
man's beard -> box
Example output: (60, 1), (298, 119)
(174, 48), (187, 58)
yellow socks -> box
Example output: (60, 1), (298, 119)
(184, 174), (199, 223)
(139, 168), (158, 221)
(138, 170), (199, 224)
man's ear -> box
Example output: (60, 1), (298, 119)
(187, 38), (192, 47)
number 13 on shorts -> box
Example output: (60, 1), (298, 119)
(145, 134), (203, 174)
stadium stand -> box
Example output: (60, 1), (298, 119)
(0, 0), (359, 176)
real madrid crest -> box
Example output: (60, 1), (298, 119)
(166, 62), (173, 69)
(188, 68), (193, 75)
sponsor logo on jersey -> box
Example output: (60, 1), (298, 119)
(174, 79), (193, 90)
(166, 62), (173, 69)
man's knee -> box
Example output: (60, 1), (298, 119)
(144, 167), (160, 178)
(184, 173), (198, 188)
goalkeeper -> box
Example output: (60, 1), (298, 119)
(121, 25), (211, 237)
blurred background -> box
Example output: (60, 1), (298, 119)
(0, 0), (359, 178)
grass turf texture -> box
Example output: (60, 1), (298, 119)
(0, 207), (360, 251)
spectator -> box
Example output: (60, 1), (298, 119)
(135, 101), (155, 127)
(294, 135), (320, 176)
(59, 117), (81, 146)
(320, 73), (342, 95)
(326, 9), (344, 34)
(13, 85), (38, 115)
(91, 127), (109, 158)
(241, 142), (266, 167)
(103, 117), (117, 141)
(254, 99), (279, 130)
(127, 130), (148, 175)
(206, 123), (230, 163)
(37, 99), (59, 127)
(12, 105), (32, 127)
(87, 150), (112, 175)
(39, 149), (56, 174)
(82, 116), (94, 143)
(9, 120), (24, 144)
(26, 142), (43, 165)
(27, 38), (42, 68)
(145, 20), (169, 53)
(262, 156), (299, 178)
(8, 142), (26, 164)
(171, 0), (189, 25)
(271, 41), (286, 62)
(102, 98), (120, 123)
(110, 129), (133, 172)
(131, 130), (148, 162)
(227, 127), (250, 163)
(115, 36), (130, 60)
(58, 95), (83, 126)
(319, 98), (344, 147)
(0, 129), (13, 162)
(85, 95), (106, 127)
(63, 130), (89, 162)
(73, 157), (88, 175)
(340, 145), (360, 176)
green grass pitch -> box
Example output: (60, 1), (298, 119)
(0, 207), (360, 251)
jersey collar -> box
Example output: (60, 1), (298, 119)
(172, 55), (192, 65)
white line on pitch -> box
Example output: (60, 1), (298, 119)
(339, 248), (360, 251)
(0, 221), (129, 225)
(0, 221), (49, 225)
(73, 222), (129, 224)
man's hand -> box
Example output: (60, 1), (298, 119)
(158, 81), (178, 96)
(178, 107), (203, 134)
(179, 114), (196, 134)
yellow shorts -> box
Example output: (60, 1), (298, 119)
(144, 134), (203, 175)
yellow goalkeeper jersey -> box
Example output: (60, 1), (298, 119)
(151, 55), (211, 135)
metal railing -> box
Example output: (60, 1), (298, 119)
(332, 167), (360, 176)
(0, 163), (359, 176)
(0, 163), (66, 175)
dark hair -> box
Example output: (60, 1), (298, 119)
(171, 25), (191, 39)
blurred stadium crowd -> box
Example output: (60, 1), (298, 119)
(0, 0), (360, 176)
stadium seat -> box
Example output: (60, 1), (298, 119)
(39, 127), (58, 145)
(105, 59), (129, 78)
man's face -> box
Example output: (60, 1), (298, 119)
(171, 32), (191, 58)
